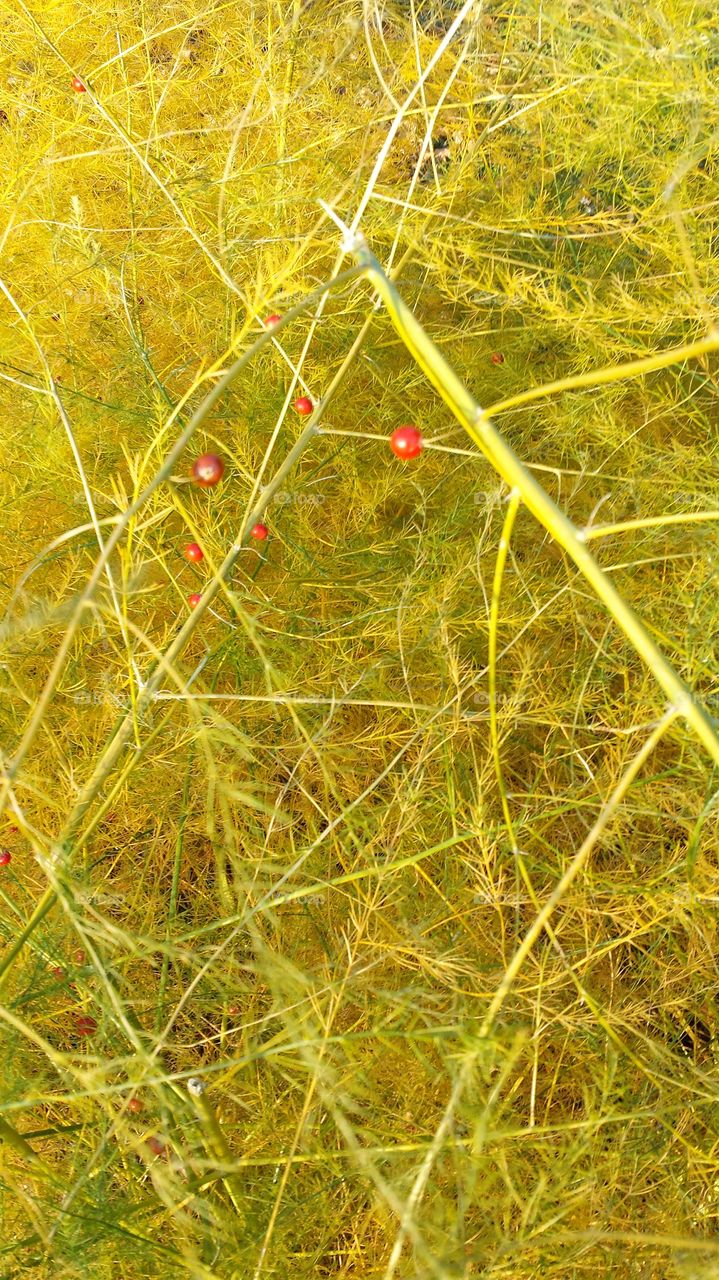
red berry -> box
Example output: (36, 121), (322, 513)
(73, 949), (86, 965)
(250, 522), (268, 541)
(294, 396), (313, 416)
(0, 850), (11, 867)
(147, 1136), (165, 1156)
(389, 425), (423, 459)
(227, 1004), (240, 1017)
(265, 314), (282, 328)
(191, 453), (224, 487)
(71, 76), (86, 93)
(127, 1097), (143, 1114)
(184, 542), (204, 563)
(188, 593), (202, 608)
(490, 352), (505, 365)
(51, 966), (65, 980)
(75, 1015), (97, 1037)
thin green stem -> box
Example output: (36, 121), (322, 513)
(0, 1117), (53, 1177)
(485, 333), (719, 418)
(485, 491), (573, 967)
(155, 756), (192, 1032)
(477, 708), (677, 1039)
(188, 1083), (245, 1221)
(488, 490), (522, 847)
(584, 510), (719, 540)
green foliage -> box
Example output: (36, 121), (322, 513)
(2, 0), (719, 1275)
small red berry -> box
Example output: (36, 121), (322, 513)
(294, 395), (313, 416)
(490, 352), (505, 365)
(73, 949), (86, 965)
(51, 966), (65, 980)
(265, 314), (282, 328)
(188, 593), (202, 608)
(227, 1004), (240, 1017)
(191, 453), (224, 487)
(147, 1136), (165, 1156)
(71, 76), (86, 93)
(184, 542), (204, 563)
(389, 425), (423, 459)
(250, 522), (268, 541)
(75, 1015), (97, 1037)
(127, 1097), (143, 1114)
(0, 850), (11, 867)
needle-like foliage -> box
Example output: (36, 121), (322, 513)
(2, 2), (719, 1276)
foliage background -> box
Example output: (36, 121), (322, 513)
(2, 0), (719, 1275)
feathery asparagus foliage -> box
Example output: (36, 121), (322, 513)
(3, 2), (719, 1276)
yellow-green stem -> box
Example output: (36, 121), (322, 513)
(189, 1087), (244, 1222)
(584, 510), (719, 540)
(488, 489), (522, 847)
(477, 708), (677, 1039)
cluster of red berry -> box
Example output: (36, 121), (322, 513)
(186, 439), (271, 609)
(185, 314), (429, 607)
